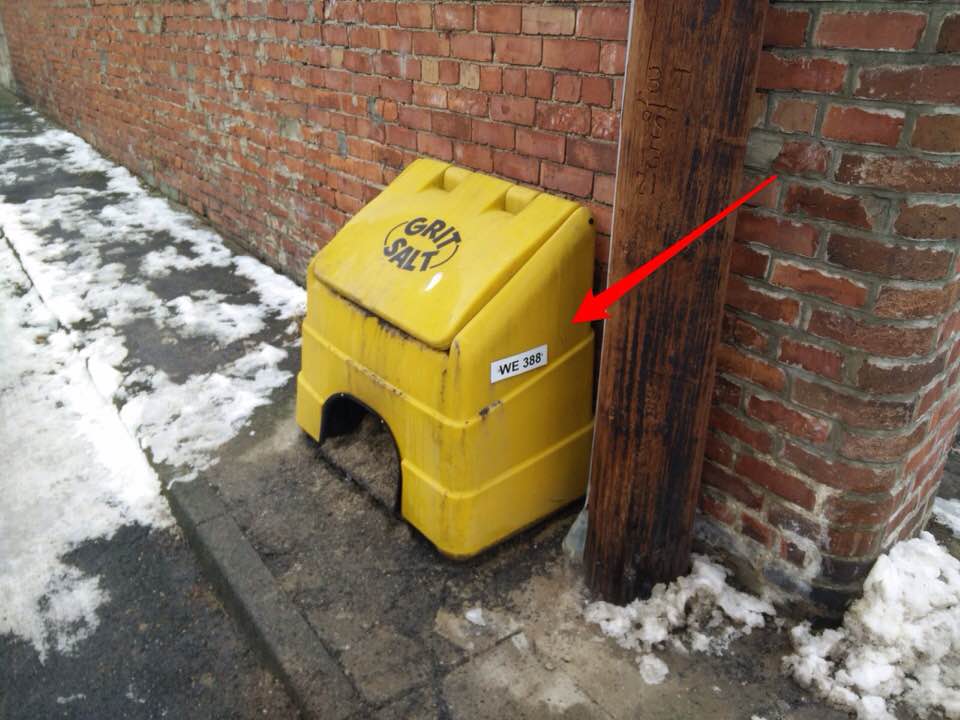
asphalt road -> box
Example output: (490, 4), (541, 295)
(0, 525), (298, 720)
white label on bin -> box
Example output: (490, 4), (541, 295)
(490, 344), (548, 384)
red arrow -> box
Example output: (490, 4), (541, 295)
(572, 174), (779, 323)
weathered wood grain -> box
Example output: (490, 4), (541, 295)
(584, 0), (769, 604)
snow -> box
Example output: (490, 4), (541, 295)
(637, 654), (669, 685)
(933, 497), (960, 538)
(119, 345), (290, 480)
(0, 240), (171, 661)
(0, 110), (305, 659)
(465, 607), (486, 627)
(584, 555), (776, 684)
(784, 532), (960, 719)
(165, 290), (266, 345)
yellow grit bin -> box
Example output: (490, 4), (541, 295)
(296, 158), (595, 557)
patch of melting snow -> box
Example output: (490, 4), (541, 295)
(784, 532), (960, 720)
(637, 654), (669, 685)
(933, 497), (960, 538)
(56, 694), (87, 705)
(0, 241), (171, 661)
(465, 607), (486, 627)
(584, 555), (776, 684)
(0, 112), (305, 659)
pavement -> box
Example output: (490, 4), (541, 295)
(0, 89), (298, 720)
(3, 88), (959, 720)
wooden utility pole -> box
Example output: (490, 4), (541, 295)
(584, 0), (768, 604)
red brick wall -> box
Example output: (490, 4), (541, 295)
(0, 0), (627, 284)
(702, 2), (960, 612)
(2, 0), (958, 610)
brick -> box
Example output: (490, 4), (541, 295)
(386, 125), (417, 151)
(741, 513), (775, 547)
(938, 13), (960, 53)
(794, 377), (914, 431)
(492, 151), (538, 184)
(770, 261), (868, 308)
(593, 174), (615, 205)
(786, 185), (879, 230)
(472, 119), (515, 150)
(566, 137), (617, 174)
(821, 105), (904, 147)
(747, 395), (832, 443)
(756, 53), (847, 94)
(412, 83), (447, 109)
(713, 377), (743, 409)
(412, 32), (450, 57)
(493, 36), (542, 66)
(431, 111), (472, 141)
(526, 70), (554, 100)
(537, 103), (590, 135)
(502, 68), (525, 96)
(477, 5), (521, 34)
(577, 7), (630, 41)
(479, 67), (502, 93)
(826, 494), (897, 528)
(348, 26), (381, 49)
(779, 338), (843, 381)
(397, 2), (432, 28)
(450, 34), (492, 62)
(453, 142), (493, 173)
(541, 162), (593, 198)
(364, 3), (398, 25)
(399, 105), (432, 131)
(874, 284), (957, 320)
(515, 128), (565, 163)
(763, 8), (809, 48)
(770, 98), (818, 134)
(522, 6), (575, 35)
(815, 11), (926, 51)
(554, 75), (581, 103)
(895, 202), (960, 241)
(856, 65), (960, 105)
(857, 355), (947, 395)
(381, 29), (414, 53)
(781, 539), (807, 568)
(827, 527), (882, 557)
(912, 113), (960, 153)
(736, 454), (816, 510)
(917, 380), (947, 418)
(460, 63), (480, 89)
(543, 39), (600, 72)
(591, 109), (619, 141)
(581, 77), (613, 107)
(808, 308), (936, 359)
(710, 407), (774, 454)
(417, 131), (453, 160)
(447, 89), (488, 116)
(717, 343), (786, 392)
(827, 233), (954, 282)
(489, 96), (536, 125)
(730, 242), (769, 279)
(725, 275), (800, 325)
(599, 42), (626, 75)
(734, 211), (818, 257)
(723, 314), (767, 352)
(836, 154), (960, 194)
(773, 141), (830, 177)
(701, 491), (737, 525)
(840, 424), (927, 464)
(435, 4), (473, 30)
(705, 434), (735, 468)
